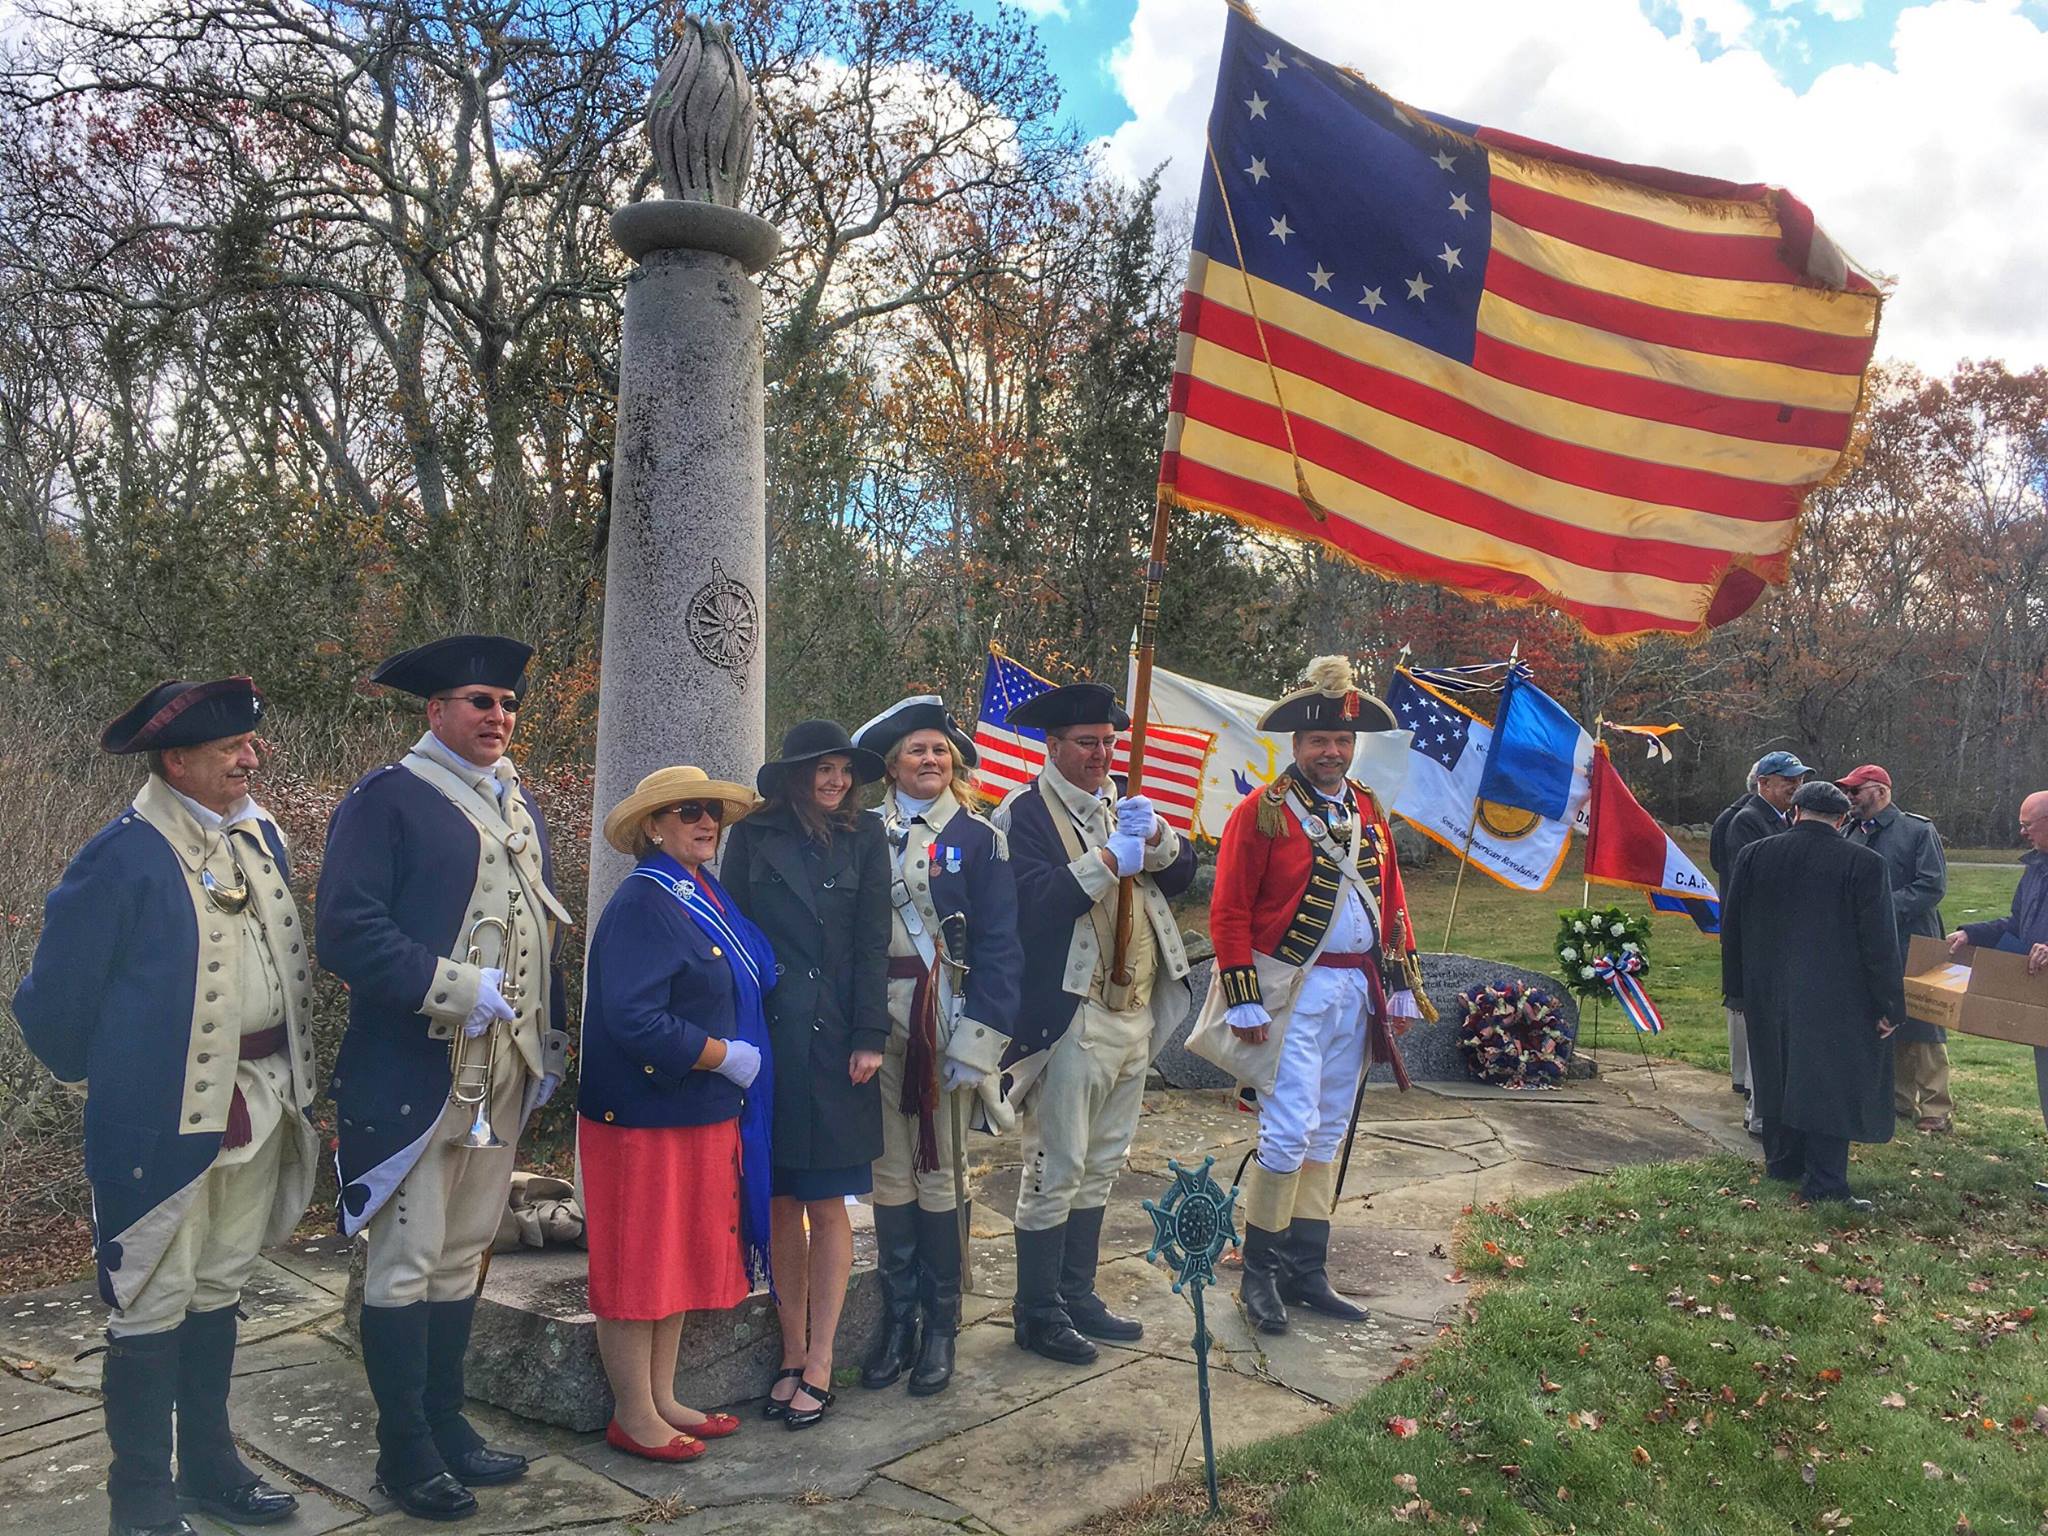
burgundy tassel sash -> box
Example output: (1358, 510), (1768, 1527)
(222, 1023), (288, 1149)
(886, 955), (943, 1172)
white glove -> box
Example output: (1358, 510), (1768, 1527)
(532, 1072), (561, 1108)
(1116, 795), (1159, 840)
(1105, 830), (1145, 877)
(713, 1038), (762, 1089)
(941, 1058), (985, 1094)
(1225, 1002), (1272, 1033)
(976, 1073), (1017, 1134)
(464, 968), (516, 1037)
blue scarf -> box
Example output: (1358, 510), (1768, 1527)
(628, 851), (778, 1289)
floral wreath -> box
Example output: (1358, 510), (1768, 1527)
(1457, 981), (1573, 1088)
(1555, 905), (1652, 1001)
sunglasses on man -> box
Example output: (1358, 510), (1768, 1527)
(438, 692), (521, 713)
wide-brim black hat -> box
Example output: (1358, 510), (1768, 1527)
(102, 677), (265, 755)
(1257, 654), (1398, 733)
(758, 718), (885, 794)
(371, 634), (532, 698)
(854, 693), (979, 768)
(1006, 682), (1130, 733)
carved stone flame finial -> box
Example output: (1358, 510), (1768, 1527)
(648, 17), (756, 206)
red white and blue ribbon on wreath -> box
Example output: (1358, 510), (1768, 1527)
(1592, 952), (1663, 1034)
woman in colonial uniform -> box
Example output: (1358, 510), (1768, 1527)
(848, 695), (1023, 1398)
(720, 720), (890, 1429)
(580, 766), (775, 1462)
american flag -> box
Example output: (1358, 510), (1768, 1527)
(1159, 10), (1881, 643)
(973, 650), (1215, 836)
(1385, 671), (1473, 772)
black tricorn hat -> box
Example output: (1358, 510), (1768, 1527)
(101, 677), (265, 755)
(1006, 682), (1130, 733)
(370, 634), (532, 699)
(1258, 655), (1398, 734)
(758, 718), (885, 795)
(854, 693), (979, 768)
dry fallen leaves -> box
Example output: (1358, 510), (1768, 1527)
(1387, 1416), (1420, 1439)
(1632, 1445), (1652, 1466)
(1393, 1473), (1419, 1494)
(1881, 1392), (1908, 1409)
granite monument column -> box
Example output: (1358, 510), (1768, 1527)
(589, 19), (781, 916)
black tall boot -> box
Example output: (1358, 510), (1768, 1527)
(908, 1205), (961, 1396)
(1059, 1206), (1143, 1342)
(1012, 1224), (1097, 1365)
(173, 1306), (297, 1525)
(1276, 1219), (1370, 1321)
(860, 1202), (923, 1390)
(423, 1297), (526, 1487)
(103, 1328), (193, 1536)
(1238, 1224), (1289, 1335)
(359, 1302), (474, 1521)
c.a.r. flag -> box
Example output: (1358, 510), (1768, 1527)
(1158, 8), (1881, 643)
(1584, 742), (1720, 932)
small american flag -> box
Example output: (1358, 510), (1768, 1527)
(1385, 671), (1473, 772)
(973, 650), (1215, 836)
(1159, 10), (1881, 643)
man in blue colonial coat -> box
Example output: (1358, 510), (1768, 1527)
(316, 635), (571, 1521)
(15, 677), (320, 1536)
(991, 681), (1197, 1365)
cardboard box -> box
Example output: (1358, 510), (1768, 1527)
(1903, 934), (2048, 1048)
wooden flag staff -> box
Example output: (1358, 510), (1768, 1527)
(1110, 498), (1175, 987)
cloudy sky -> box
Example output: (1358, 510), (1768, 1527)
(968, 0), (2048, 374)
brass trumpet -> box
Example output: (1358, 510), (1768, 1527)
(448, 899), (522, 1150)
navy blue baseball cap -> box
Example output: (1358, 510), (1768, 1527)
(1754, 750), (1812, 779)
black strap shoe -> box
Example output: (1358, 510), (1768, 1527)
(782, 1377), (836, 1430)
(860, 1202), (924, 1389)
(444, 1444), (528, 1487)
(375, 1470), (478, 1522)
(1013, 1225), (1098, 1364)
(1059, 1206), (1144, 1342)
(182, 1477), (299, 1526)
(1239, 1224), (1289, 1334)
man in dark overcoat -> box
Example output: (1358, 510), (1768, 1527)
(1721, 779), (1903, 1209)
(1709, 749), (1811, 1131)
(1839, 764), (1950, 1132)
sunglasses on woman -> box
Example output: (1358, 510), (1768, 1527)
(667, 800), (724, 825)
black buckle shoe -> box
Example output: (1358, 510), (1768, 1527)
(110, 1520), (197, 1536)
(181, 1478), (299, 1526)
(1015, 1309), (1098, 1365)
(445, 1445), (527, 1487)
(375, 1471), (478, 1521)
(1064, 1291), (1144, 1342)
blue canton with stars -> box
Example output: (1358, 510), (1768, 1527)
(1195, 10), (1491, 364)
(1386, 673), (1474, 772)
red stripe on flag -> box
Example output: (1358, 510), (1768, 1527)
(1182, 296), (1803, 523)
(1487, 177), (1804, 286)
(1470, 333), (1852, 449)
(1472, 125), (1772, 204)
(1484, 253), (1874, 374)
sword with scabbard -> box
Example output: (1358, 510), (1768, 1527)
(936, 910), (975, 1294)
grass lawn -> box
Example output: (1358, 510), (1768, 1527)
(1109, 845), (2048, 1535)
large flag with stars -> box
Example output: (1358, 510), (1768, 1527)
(1158, 6), (1883, 643)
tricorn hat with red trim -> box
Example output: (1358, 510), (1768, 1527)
(101, 677), (264, 755)
(1258, 655), (1398, 733)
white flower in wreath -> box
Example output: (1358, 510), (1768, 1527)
(1579, 965), (1597, 980)
(1573, 920), (1588, 935)
(1609, 921), (1626, 937)
(1622, 941), (1639, 954)
(1560, 946), (1578, 962)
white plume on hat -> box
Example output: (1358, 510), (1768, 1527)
(1300, 654), (1357, 694)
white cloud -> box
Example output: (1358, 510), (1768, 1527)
(1814, 0), (1868, 18)
(1010, 0), (1072, 17)
(1101, 0), (2048, 373)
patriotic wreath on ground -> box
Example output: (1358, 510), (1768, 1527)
(1554, 906), (1653, 1000)
(1457, 981), (1574, 1088)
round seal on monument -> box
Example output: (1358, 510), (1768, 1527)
(686, 559), (760, 674)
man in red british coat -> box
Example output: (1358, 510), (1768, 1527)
(1208, 656), (1431, 1334)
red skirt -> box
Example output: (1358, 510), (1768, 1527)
(579, 1116), (749, 1320)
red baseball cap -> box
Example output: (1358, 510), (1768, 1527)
(1835, 764), (1891, 791)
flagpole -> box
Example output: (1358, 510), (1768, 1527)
(1582, 718), (1602, 908)
(1438, 642), (1517, 954)
(1111, 496), (1174, 987)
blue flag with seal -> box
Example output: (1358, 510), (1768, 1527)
(1475, 672), (1595, 834)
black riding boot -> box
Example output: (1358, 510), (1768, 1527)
(1012, 1224), (1097, 1365)
(1059, 1205), (1143, 1342)
(1238, 1224), (1289, 1335)
(360, 1302), (474, 1521)
(174, 1305), (297, 1525)
(1277, 1219), (1370, 1322)
(103, 1328), (192, 1536)
(908, 1205), (962, 1396)
(424, 1297), (526, 1486)
(860, 1202), (923, 1389)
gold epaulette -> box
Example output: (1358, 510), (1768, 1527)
(1254, 781), (1292, 839)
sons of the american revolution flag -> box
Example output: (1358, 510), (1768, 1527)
(1159, 6), (1882, 642)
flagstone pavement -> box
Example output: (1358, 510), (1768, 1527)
(0, 1051), (1752, 1536)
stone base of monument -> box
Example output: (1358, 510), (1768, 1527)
(1154, 939), (1592, 1088)
(342, 1242), (880, 1431)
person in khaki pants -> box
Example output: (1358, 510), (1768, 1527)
(1840, 764), (1951, 1132)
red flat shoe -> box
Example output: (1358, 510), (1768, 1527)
(678, 1411), (740, 1439)
(606, 1419), (704, 1462)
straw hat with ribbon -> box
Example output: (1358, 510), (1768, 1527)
(601, 765), (758, 856)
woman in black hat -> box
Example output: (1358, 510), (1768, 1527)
(719, 720), (891, 1429)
